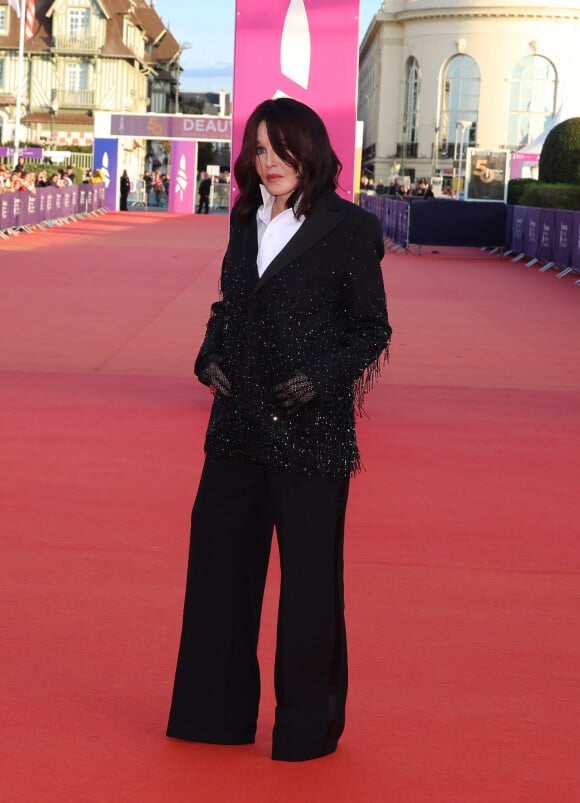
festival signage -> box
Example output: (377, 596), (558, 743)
(93, 138), (120, 211)
(552, 210), (574, 268)
(523, 208), (541, 258)
(24, 191), (37, 225)
(37, 188), (48, 221)
(110, 114), (231, 141)
(232, 0), (360, 201)
(465, 149), (509, 202)
(0, 146), (43, 159)
(12, 193), (22, 228)
(1, 193), (14, 229)
(511, 206), (527, 254)
(537, 209), (555, 262)
(168, 141), (198, 214)
(510, 151), (540, 180)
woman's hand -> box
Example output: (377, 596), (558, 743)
(199, 362), (231, 397)
(272, 372), (316, 414)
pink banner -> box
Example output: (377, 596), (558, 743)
(232, 0), (360, 202)
(168, 141), (198, 214)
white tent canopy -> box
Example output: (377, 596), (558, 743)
(518, 101), (580, 154)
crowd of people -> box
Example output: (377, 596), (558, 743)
(360, 174), (435, 198)
(0, 159), (106, 195)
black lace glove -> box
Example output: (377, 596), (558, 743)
(272, 372), (316, 415)
(198, 361), (231, 397)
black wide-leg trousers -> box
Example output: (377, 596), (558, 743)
(166, 458), (350, 761)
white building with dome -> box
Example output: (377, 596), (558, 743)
(358, 0), (580, 185)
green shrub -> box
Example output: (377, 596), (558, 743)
(539, 117), (580, 184)
(516, 182), (580, 211)
(507, 178), (537, 205)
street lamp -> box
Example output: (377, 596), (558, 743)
(432, 121), (440, 175)
(455, 119), (471, 199)
(50, 97), (59, 142)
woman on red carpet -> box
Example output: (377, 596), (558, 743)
(167, 98), (391, 762)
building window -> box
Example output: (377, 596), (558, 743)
(0, 58), (4, 90)
(66, 62), (89, 91)
(0, 9), (7, 35)
(439, 55), (480, 157)
(402, 57), (420, 150)
(508, 55), (556, 148)
(67, 8), (90, 38)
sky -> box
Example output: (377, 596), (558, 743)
(153, 1), (383, 94)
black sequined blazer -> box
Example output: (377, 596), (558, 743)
(195, 191), (391, 478)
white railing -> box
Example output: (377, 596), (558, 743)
(52, 36), (101, 52)
(58, 90), (95, 109)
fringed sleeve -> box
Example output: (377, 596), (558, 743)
(309, 210), (392, 414)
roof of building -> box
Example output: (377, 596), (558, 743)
(23, 111), (94, 126)
(0, 0), (180, 65)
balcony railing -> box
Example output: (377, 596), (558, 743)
(57, 89), (95, 109)
(437, 142), (479, 159)
(396, 142), (418, 159)
(52, 36), (101, 53)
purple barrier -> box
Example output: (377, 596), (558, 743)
(366, 195), (508, 248)
(54, 188), (63, 217)
(511, 206), (527, 253)
(571, 212), (580, 272)
(391, 200), (400, 243)
(553, 210), (575, 267)
(537, 209), (555, 262)
(0, 183), (106, 232)
(45, 187), (55, 220)
(397, 201), (409, 246)
(363, 195), (380, 218)
(12, 192), (23, 228)
(384, 198), (397, 240)
(89, 185), (101, 211)
(505, 205), (514, 249)
(24, 190), (39, 226)
(523, 208), (541, 258)
(407, 198), (506, 247)
(78, 185), (89, 213)
(1, 193), (15, 229)
(360, 194), (408, 246)
(61, 185), (75, 216)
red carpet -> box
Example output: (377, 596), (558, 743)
(1, 213), (579, 801)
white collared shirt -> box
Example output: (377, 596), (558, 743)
(256, 185), (305, 277)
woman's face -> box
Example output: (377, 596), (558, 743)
(255, 121), (299, 203)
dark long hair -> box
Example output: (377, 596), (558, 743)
(233, 98), (342, 222)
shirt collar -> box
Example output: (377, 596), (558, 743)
(257, 184), (276, 225)
(257, 184), (303, 225)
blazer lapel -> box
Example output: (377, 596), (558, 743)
(253, 193), (348, 292)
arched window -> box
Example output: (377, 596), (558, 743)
(508, 56), (556, 148)
(400, 57), (420, 158)
(439, 55), (480, 158)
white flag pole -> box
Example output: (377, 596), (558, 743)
(13, 0), (27, 169)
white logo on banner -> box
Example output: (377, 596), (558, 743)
(100, 151), (111, 188)
(280, 0), (311, 90)
(175, 154), (188, 201)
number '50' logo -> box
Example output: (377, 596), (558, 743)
(473, 159), (495, 183)
(147, 118), (165, 137)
